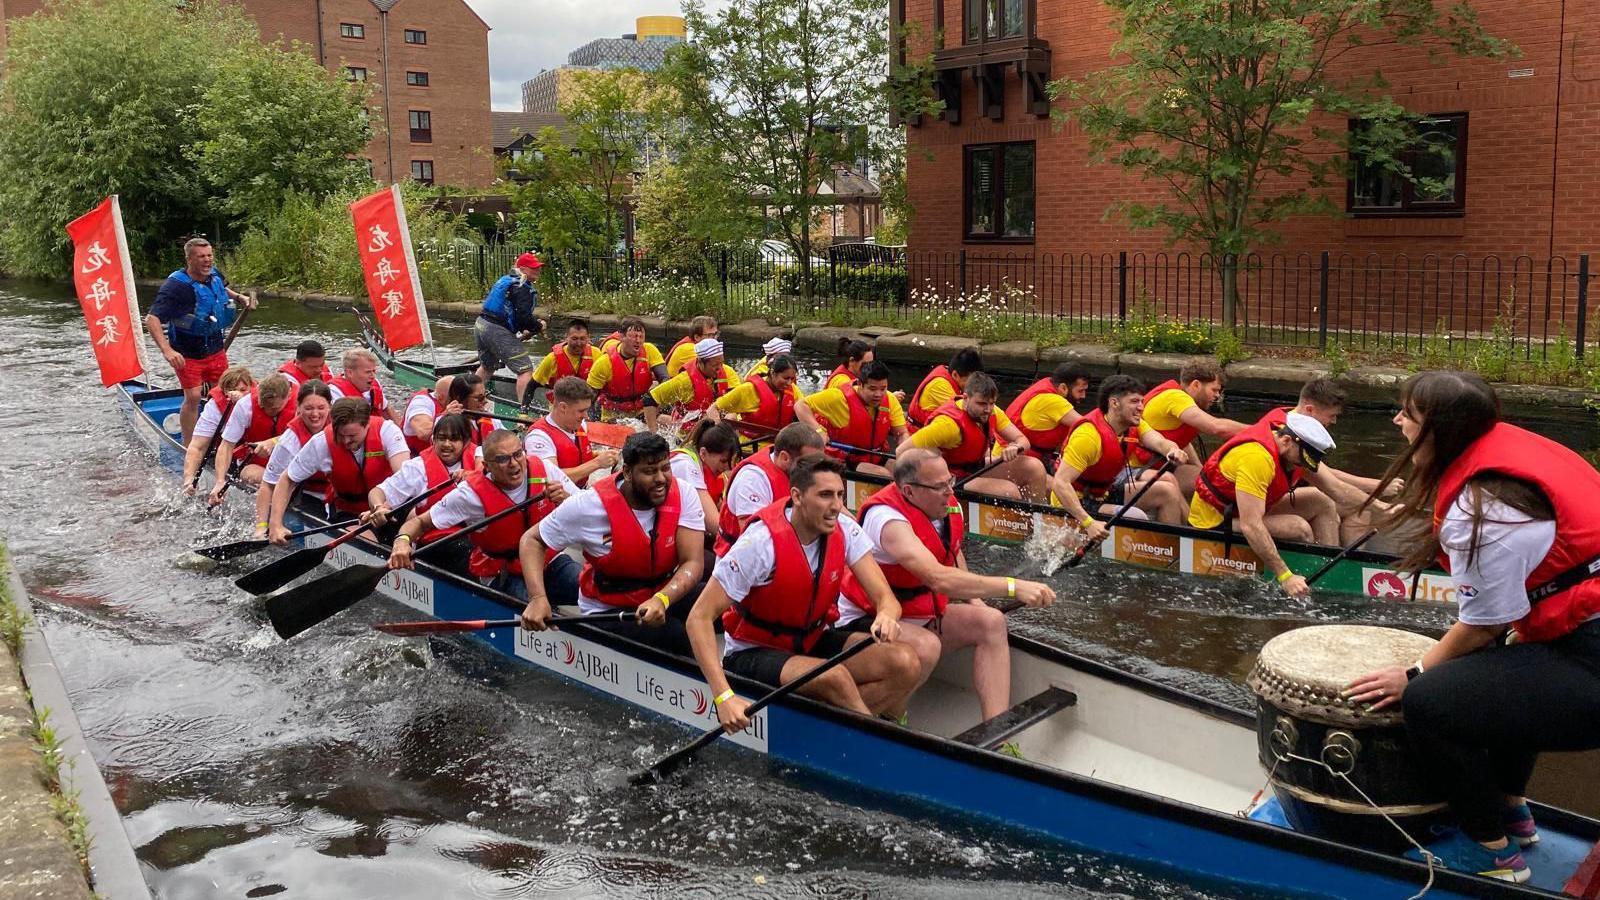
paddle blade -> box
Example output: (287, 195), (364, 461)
(234, 545), (332, 595)
(373, 618), (516, 636)
(587, 421), (635, 448)
(265, 563), (389, 639)
(194, 538), (269, 561)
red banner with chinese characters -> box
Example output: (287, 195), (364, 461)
(66, 196), (146, 387)
(350, 184), (432, 352)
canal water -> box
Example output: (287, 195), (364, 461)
(0, 279), (1593, 899)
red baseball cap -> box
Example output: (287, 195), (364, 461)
(515, 251), (542, 270)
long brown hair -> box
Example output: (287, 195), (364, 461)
(1368, 370), (1506, 571)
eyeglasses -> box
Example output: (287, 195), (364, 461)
(488, 448), (526, 466)
(908, 479), (955, 493)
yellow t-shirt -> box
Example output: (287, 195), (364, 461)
(825, 370), (855, 391)
(665, 340), (698, 377)
(715, 379), (803, 416)
(913, 374), (957, 419)
(1188, 442), (1278, 528)
(745, 356), (772, 380)
(585, 344), (663, 391)
(804, 387), (907, 431)
(532, 347), (592, 385)
(1020, 392), (1079, 435)
(1059, 419), (1152, 483)
(649, 365), (742, 406)
(1142, 387), (1197, 436)
(909, 401), (1013, 451)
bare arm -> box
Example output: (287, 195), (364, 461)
(1305, 465), (1371, 509)
(517, 528), (553, 628)
(1235, 491), (1303, 597)
(879, 520), (1054, 606)
(846, 553), (902, 642)
(688, 577), (748, 733)
(1136, 429), (1186, 463)
(1046, 461), (1102, 539)
(793, 398), (826, 432)
(1178, 406), (1247, 439)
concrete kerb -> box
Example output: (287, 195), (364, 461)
(6, 561), (152, 900)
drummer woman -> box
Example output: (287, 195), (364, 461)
(1347, 370), (1600, 884)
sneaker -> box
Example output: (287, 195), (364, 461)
(1405, 830), (1531, 884)
(1503, 803), (1540, 847)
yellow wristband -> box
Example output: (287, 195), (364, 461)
(1006, 576), (1016, 599)
(256, 520), (268, 528)
(395, 534), (412, 544)
(1080, 516), (1095, 528)
(653, 591), (672, 609)
(1276, 569), (1294, 583)
(712, 688), (735, 707)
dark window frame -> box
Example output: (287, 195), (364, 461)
(346, 66), (368, 82)
(404, 28), (427, 45)
(963, 141), (1035, 243)
(963, 0), (1027, 44)
(408, 109), (432, 144)
(1347, 112), (1468, 218)
(410, 160), (434, 185)
(405, 70), (430, 87)
(339, 22), (364, 39)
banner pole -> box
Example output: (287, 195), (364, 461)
(109, 195), (152, 384)
(388, 183), (438, 366)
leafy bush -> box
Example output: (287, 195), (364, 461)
(1113, 302), (1215, 354)
(775, 264), (908, 303)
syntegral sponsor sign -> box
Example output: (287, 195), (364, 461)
(1111, 529), (1179, 567)
(973, 502), (1033, 542)
(1189, 539), (1261, 577)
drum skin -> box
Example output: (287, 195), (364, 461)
(1247, 625), (1447, 849)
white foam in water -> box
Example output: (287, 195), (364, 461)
(1026, 518), (1087, 578)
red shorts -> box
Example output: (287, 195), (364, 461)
(176, 350), (229, 390)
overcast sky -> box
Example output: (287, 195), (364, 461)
(472, 0), (696, 110)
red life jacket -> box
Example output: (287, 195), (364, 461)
(205, 386), (240, 458)
(1257, 405), (1293, 430)
(1065, 410), (1138, 500)
(238, 386), (295, 466)
(285, 417), (329, 497)
(822, 386), (891, 467)
(600, 347), (652, 411)
(529, 417), (593, 469)
(736, 376), (796, 439)
(552, 345), (596, 381)
(1192, 419), (1296, 518)
(672, 446), (725, 505)
(720, 500), (845, 653)
(278, 359), (331, 385)
(716, 448), (788, 554)
(324, 416), (394, 513)
(827, 363), (855, 390)
(1006, 377), (1073, 456)
(331, 374), (386, 414)
(1132, 380), (1201, 465)
(602, 330), (623, 348)
(464, 461), (558, 578)
(470, 414), (496, 445)
(685, 363), (733, 411)
(417, 444), (479, 543)
(929, 400), (999, 477)
(669, 334), (693, 362)
(1436, 422), (1600, 642)
(403, 389), (442, 454)
(840, 484), (963, 620)
(577, 474), (683, 607)
(909, 365), (957, 428)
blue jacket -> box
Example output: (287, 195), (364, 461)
(152, 268), (235, 358)
(479, 274), (538, 333)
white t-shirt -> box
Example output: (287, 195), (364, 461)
(402, 393), (440, 438)
(220, 393), (269, 444)
(283, 420), (408, 484)
(424, 467), (575, 528)
(1440, 490), (1558, 626)
(262, 427), (307, 486)
(537, 477), (706, 613)
(193, 397), (231, 441)
(836, 503), (949, 626)
(524, 421), (582, 467)
(669, 452), (708, 492)
(716, 509), (873, 653)
(376, 454), (469, 507)
(726, 463), (780, 517)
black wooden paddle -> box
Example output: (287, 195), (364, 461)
(631, 636), (876, 785)
(221, 299), (253, 352)
(194, 518), (356, 561)
(373, 610), (636, 636)
(265, 489), (548, 639)
(825, 440), (895, 460)
(1066, 458), (1178, 568)
(234, 479), (454, 595)
(1303, 529), (1379, 587)
(954, 456), (1008, 490)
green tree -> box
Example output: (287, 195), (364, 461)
(1052, 0), (1511, 327)
(507, 127), (611, 257)
(662, 0), (889, 296)
(191, 42), (372, 222)
(634, 160), (758, 273)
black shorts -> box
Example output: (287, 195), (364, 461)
(723, 627), (855, 687)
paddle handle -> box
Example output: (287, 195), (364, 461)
(828, 440), (894, 460)
(955, 456), (1007, 490)
(413, 490), (547, 560)
(222, 299), (252, 352)
(374, 611), (634, 636)
(1069, 458), (1177, 567)
(1304, 529), (1379, 587)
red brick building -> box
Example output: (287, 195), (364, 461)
(0, 0), (494, 187)
(894, 0), (1600, 339)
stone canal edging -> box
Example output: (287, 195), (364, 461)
(0, 547), (152, 900)
(264, 287), (1599, 418)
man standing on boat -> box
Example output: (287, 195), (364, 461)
(689, 454), (924, 731)
(716, 423), (827, 552)
(1047, 375), (1190, 528)
(665, 315), (719, 377)
(840, 449), (1057, 722)
(269, 397), (411, 536)
(1188, 411), (1368, 597)
(328, 348), (397, 425)
(530, 318), (597, 406)
(907, 347), (984, 430)
(643, 338), (741, 432)
(145, 237), (257, 443)
(525, 377), (617, 488)
(794, 359), (907, 477)
(1135, 358), (1249, 493)
(898, 372), (1049, 502)
(586, 316), (667, 418)
(391, 429), (575, 599)
(475, 252), (545, 409)
(1005, 363), (1091, 468)
(518, 433), (706, 654)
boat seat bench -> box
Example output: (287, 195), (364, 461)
(952, 687), (1078, 750)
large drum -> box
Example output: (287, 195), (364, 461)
(1246, 625), (1445, 850)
